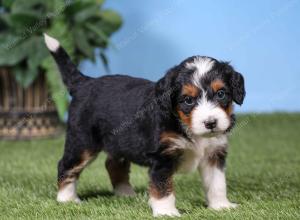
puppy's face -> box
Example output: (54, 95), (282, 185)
(157, 56), (245, 137)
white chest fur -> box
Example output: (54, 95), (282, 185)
(177, 134), (228, 173)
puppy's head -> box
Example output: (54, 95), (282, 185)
(156, 56), (245, 137)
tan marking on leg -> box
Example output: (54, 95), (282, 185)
(149, 177), (173, 199)
(148, 176), (180, 217)
(58, 150), (97, 190)
(58, 176), (77, 190)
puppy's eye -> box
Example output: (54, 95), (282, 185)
(216, 90), (226, 100)
(184, 96), (195, 105)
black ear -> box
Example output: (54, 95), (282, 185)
(155, 66), (180, 113)
(231, 71), (245, 105)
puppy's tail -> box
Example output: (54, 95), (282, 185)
(44, 34), (90, 93)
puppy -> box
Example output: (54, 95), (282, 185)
(44, 34), (245, 217)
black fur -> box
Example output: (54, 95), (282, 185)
(231, 71), (246, 105)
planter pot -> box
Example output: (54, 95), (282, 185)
(0, 68), (63, 140)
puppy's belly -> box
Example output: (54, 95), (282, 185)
(103, 148), (152, 167)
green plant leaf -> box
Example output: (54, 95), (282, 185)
(28, 36), (49, 68)
(73, 27), (94, 59)
(99, 51), (110, 73)
(11, 0), (47, 15)
(0, 33), (19, 49)
(2, 0), (14, 9)
(64, 1), (94, 18)
(12, 63), (39, 88)
(73, 5), (99, 23)
(0, 35), (30, 66)
(85, 22), (110, 46)
(0, 0), (122, 121)
(0, 35), (48, 67)
(9, 36), (48, 88)
(5, 13), (40, 30)
(98, 9), (122, 35)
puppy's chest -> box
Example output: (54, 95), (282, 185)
(176, 135), (228, 173)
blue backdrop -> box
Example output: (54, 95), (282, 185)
(82, 0), (300, 112)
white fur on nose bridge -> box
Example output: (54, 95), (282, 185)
(196, 92), (217, 116)
(185, 56), (215, 88)
(191, 94), (230, 135)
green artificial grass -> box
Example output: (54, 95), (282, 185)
(0, 113), (300, 219)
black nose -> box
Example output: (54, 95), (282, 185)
(204, 119), (217, 129)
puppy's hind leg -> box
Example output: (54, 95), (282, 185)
(57, 138), (99, 203)
(105, 155), (135, 196)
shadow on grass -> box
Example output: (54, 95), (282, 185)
(80, 190), (114, 201)
(80, 186), (148, 201)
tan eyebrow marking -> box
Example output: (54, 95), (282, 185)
(182, 84), (199, 97)
(211, 80), (225, 92)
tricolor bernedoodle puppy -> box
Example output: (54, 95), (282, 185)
(44, 34), (245, 217)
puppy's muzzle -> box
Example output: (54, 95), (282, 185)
(204, 118), (217, 130)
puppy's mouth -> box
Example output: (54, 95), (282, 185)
(198, 129), (223, 137)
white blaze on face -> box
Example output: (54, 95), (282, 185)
(191, 94), (230, 135)
(185, 56), (215, 88)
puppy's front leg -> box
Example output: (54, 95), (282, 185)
(148, 165), (180, 217)
(199, 147), (237, 210)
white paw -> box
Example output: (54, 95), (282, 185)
(149, 193), (181, 217)
(114, 183), (136, 196)
(153, 207), (181, 217)
(57, 193), (82, 203)
(57, 182), (81, 203)
(208, 201), (238, 210)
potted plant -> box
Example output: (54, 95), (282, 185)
(0, 0), (122, 139)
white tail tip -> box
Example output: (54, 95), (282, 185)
(44, 33), (60, 52)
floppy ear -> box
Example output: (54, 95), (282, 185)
(155, 66), (180, 113)
(231, 71), (245, 105)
